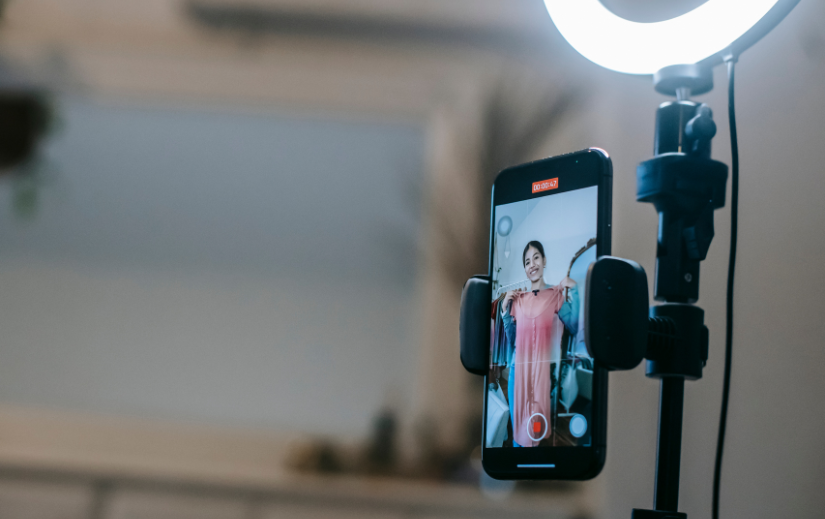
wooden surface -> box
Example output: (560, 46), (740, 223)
(0, 405), (596, 518)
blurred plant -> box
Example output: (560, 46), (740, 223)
(284, 408), (399, 477)
(0, 0), (59, 219)
(403, 72), (587, 485)
(283, 67), (586, 484)
(0, 58), (58, 219)
(284, 439), (344, 474)
(10, 156), (45, 220)
(434, 73), (585, 290)
(363, 407), (398, 475)
(0, 91), (52, 170)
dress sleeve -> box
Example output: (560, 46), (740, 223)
(508, 294), (518, 319)
(558, 285), (580, 334)
(502, 296), (517, 357)
(501, 304), (516, 363)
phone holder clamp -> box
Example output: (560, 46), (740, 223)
(460, 257), (706, 379)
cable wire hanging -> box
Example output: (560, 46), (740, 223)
(712, 54), (739, 519)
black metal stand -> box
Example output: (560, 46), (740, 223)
(631, 65), (728, 519)
(653, 377), (684, 512)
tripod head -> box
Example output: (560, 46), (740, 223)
(641, 65), (729, 304)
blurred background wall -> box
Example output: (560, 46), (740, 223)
(0, 0), (822, 518)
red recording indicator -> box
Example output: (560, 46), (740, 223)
(532, 178), (559, 194)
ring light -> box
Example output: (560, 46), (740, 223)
(544, 0), (800, 74)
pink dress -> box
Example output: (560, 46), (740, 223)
(510, 286), (565, 447)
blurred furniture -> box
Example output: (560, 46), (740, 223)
(0, 406), (595, 519)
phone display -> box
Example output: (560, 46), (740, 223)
(482, 149), (611, 480)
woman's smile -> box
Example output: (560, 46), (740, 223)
(522, 244), (547, 290)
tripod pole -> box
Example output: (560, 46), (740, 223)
(654, 378), (684, 511)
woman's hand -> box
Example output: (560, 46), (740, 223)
(502, 289), (521, 311)
(559, 276), (577, 289)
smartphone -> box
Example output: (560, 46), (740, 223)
(482, 148), (612, 480)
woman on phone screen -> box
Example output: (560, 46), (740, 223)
(501, 241), (579, 447)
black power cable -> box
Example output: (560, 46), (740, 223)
(713, 55), (739, 519)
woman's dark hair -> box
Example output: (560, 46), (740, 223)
(522, 240), (546, 265)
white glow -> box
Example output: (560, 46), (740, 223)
(544, 0), (780, 74)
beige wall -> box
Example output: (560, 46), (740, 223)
(0, 0), (823, 518)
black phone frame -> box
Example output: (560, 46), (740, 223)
(482, 147), (612, 480)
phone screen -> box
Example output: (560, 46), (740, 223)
(487, 184), (598, 449)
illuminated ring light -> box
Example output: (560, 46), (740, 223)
(544, 0), (801, 75)
(526, 412), (548, 442)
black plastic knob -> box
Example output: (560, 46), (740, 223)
(685, 104), (717, 141)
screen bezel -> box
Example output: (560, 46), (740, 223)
(482, 148), (611, 480)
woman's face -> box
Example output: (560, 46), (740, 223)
(523, 246), (546, 283)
